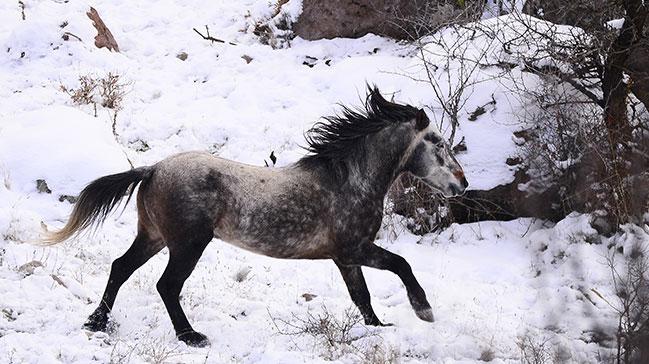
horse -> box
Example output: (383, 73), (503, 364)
(44, 86), (468, 347)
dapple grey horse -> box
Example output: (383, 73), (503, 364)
(45, 86), (468, 347)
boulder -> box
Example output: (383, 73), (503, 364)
(292, 0), (453, 40)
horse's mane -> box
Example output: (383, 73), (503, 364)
(298, 86), (419, 179)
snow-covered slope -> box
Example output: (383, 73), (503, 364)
(0, 1), (646, 363)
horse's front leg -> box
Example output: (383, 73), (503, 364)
(334, 261), (392, 326)
(337, 244), (434, 323)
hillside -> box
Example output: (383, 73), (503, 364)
(0, 1), (647, 363)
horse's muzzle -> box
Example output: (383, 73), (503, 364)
(447, 183), (462, 196)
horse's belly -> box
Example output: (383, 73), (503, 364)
(214, 227), (331, 259)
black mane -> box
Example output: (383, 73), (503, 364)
(299, 86), (419, 174)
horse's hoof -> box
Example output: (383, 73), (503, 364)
(365, 318), (394, 327)
(178, 331), (210, 347)
(373, 321), (394, 327)
(415, 308), (435, 322)
(83, 318), (108, 332)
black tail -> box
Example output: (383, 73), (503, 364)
(42, 167), (153, 244)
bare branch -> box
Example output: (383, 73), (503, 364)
(193, 25), (237, 46)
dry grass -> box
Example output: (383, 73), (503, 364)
(60, 73), (129, 116)
(269, 305), (397, 362)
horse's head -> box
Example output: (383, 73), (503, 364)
(403, 110), (468, 197)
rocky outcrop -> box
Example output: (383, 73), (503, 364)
(291, 0), (479, 40)
(293, 0), (418, 40)
(522, 0), (622, 31)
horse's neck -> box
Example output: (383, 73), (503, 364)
(345, 147), (404, 203)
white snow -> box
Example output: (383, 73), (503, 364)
(0, 1), (644, 363)
(606, 18), (625, 30)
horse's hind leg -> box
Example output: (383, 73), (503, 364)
(334, 261), (388, 326)
(84, 229), (164, 332)
(156, 231), (213, 348)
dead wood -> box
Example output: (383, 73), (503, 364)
(86, 7), (119, 52)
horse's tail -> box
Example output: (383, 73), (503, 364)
(42, 166), (154, 245)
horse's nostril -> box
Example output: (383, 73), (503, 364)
(448, 183), (460, 195)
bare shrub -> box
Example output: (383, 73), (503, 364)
(385, 5), (497, 233)
(512, 76), (614, 222)
(104, 333), (182, 364)
(272, 0), (290, 17)
(491, 5), (649, 229)
(269, 305), (391, 361)
(387, 173), (449, 235)
(393, 1), (486, 41)
(387, 31), (488, 234)
(60, 73), (128, 114)
(596, 235), (649, 364)
(516, 331), (572, 364)
(60, 75), (98, 107)
(517, 82), (601, 186)
(517, 333), (552, 364)
(360, 342), (399, 364)
(98, 72), (127, 110)
(135, 336), (181, 364)
(398, 6), (649, 229)
(250, 0), (295, 49)
(107, 337), (137, 364)
(410, 23), (496, 145)
(60, 72), (130, 140)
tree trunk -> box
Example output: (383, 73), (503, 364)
(600, 0), (647, 225)
(601, 2), (645, 144)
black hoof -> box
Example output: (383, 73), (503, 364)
(83, 318), (108, 332)
(364, 316), (393, 327)
(415, 308), (435, 322)
(409, 294), (434, 322)
(84, 308), (109, 332)
(178, 331), (210, 347)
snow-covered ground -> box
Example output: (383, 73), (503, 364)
(0, 1), (647, 363)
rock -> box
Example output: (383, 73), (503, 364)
(468, 106), (486, 121)
(522, 0), (621, 31)
(506, 157), (522, 166)
(18, 260), (44, 277)
(58, 195), (78, 204)
(177, 52), (188, 61)
(293, 0), (419, 40)
(36, 179), (51, 194)
(2, 308), (16, 322)
(241, 55), (253, 64)
(301, 293), (317, 302)
(292, 1), (474, 40)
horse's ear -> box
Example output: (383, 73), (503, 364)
(415, 109), (429, 130)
